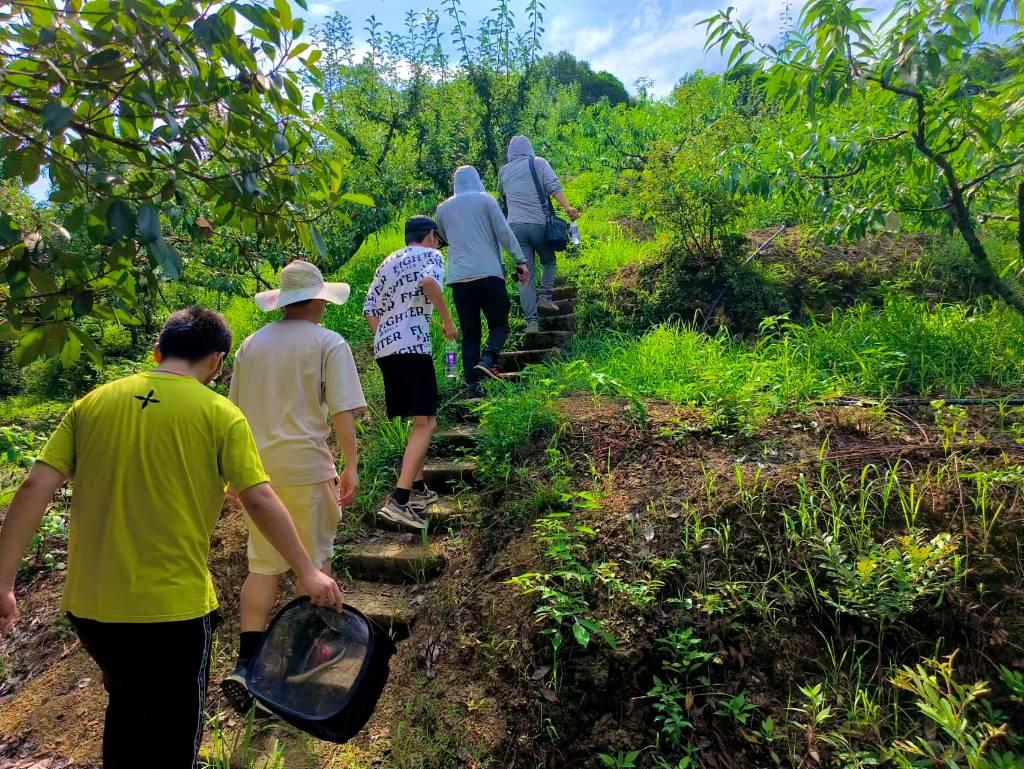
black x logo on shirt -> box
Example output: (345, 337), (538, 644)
(134, 389), (160, 410)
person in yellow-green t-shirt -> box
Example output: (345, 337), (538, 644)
(0, 307), (343, 769)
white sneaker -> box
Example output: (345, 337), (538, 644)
(378, 499), (426, 530)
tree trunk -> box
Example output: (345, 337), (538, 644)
(947, 184), (1024, 315)
(1018, 181), (1023, 262)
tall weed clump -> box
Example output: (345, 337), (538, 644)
(553, 295), (1024, 429)
(787, 296), (1024, 396)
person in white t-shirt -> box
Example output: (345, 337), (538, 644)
(363, 216), (458, 531)
(220, 259), (367, 714)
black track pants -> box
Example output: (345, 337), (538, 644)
(451, 276), (512, 383)
(69, 611), (220, 769)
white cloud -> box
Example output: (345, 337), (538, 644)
(547, 0), (794, 95)
(310, 3), (333, 15)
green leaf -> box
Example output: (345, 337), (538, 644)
(41, 101), (74, 134)
(147, 238), (182, 278)
(884, 211), (901, 232)
(572, 621), (591, 648)
(69, 325), (102, 365)
(340, 192), (375, 207)
(72, 291), (94, 318)
(107, 199), (135, 240)
(60, 331), (82, 368)
(0, 213), (18, 247)
(13, 327), (46, 366)
(274, 0), (292, 29)
(312, 93), (325, 113)
(29, 269), (58, 295)
(136, 204), (161, 244)
(43, 324), (66, 357)
(310, 225), (327, 256)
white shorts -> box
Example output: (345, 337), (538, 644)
(244, 480), (341, 576)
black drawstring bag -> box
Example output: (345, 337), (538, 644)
(527, 157), (570, 252)
(245, 597), (397, 743)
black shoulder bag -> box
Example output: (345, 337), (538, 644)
(527, 157), (569, 252)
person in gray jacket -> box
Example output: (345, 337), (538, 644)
(498, 135), (579, 333)
(435, 165), (528, 395)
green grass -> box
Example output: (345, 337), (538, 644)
(507, 294), (1024, 430)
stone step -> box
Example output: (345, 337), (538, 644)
(540, 313), (576, 331)
(551, 285), (578, 301)
(539, 298), (574, 316)
(498, 371), (523, 383)
(499, 348), (559, 371)
(447, 397), (485, 422)
(523, 329), (573, 349)
(422, 459), (477, 490)
(433, 423), (480, 449)
(341, 537), (445, 584)
(343, 581), (421, 639)
(553, 273), (568, 287)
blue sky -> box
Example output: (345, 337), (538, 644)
(301, 0), (796, 96)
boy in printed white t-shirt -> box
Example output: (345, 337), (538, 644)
(364, 216), (458, 531)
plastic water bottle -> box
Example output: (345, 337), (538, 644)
(444, 340), (458, 379)
(570, 222), (581, 247)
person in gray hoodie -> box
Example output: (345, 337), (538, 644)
(435, 165), (528, 395)
(498, 135), (579, 332)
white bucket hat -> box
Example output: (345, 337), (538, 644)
(254, 260), (350, 312)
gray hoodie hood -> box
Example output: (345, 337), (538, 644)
(453, 165), (485, 195)
(507, 135), (535, 162)
(499, 136), (562, 225)
(435, 166), (525, 284)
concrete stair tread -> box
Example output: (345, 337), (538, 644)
(501, 348), (558, 359)
(432, 423), (479, 448)
(539, 313), (576, 331)
(523, 330), (573, 346)
(550, 286), (577, 301)
(446, 397), (486, 422)
(423, 459), (477, 472)
(342, 536), (446, 584)
(539, 299), (574, 315)
(498, 371), (523, 382)
(422, 459), (478, 490)
(498, 348), (558, 372)
(342, 580), (422, 637)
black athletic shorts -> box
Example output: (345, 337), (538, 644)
(376, 353), (438, 419)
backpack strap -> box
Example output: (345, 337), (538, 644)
(527, 157), (555, 221)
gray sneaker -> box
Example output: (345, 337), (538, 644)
(409, 485), (439, 511)
(538, 299), (560, 314)
(525, 321), (540, 333)
(378, 499), (426, 530)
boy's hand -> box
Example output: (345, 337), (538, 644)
(567, 206), (580, 221)
(442, 318), (458, 340)
(516, 264), (529, 284)
(300, 569), (344, 612)
(0, 589), (17, 635)
(336, 467), (359, 506)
